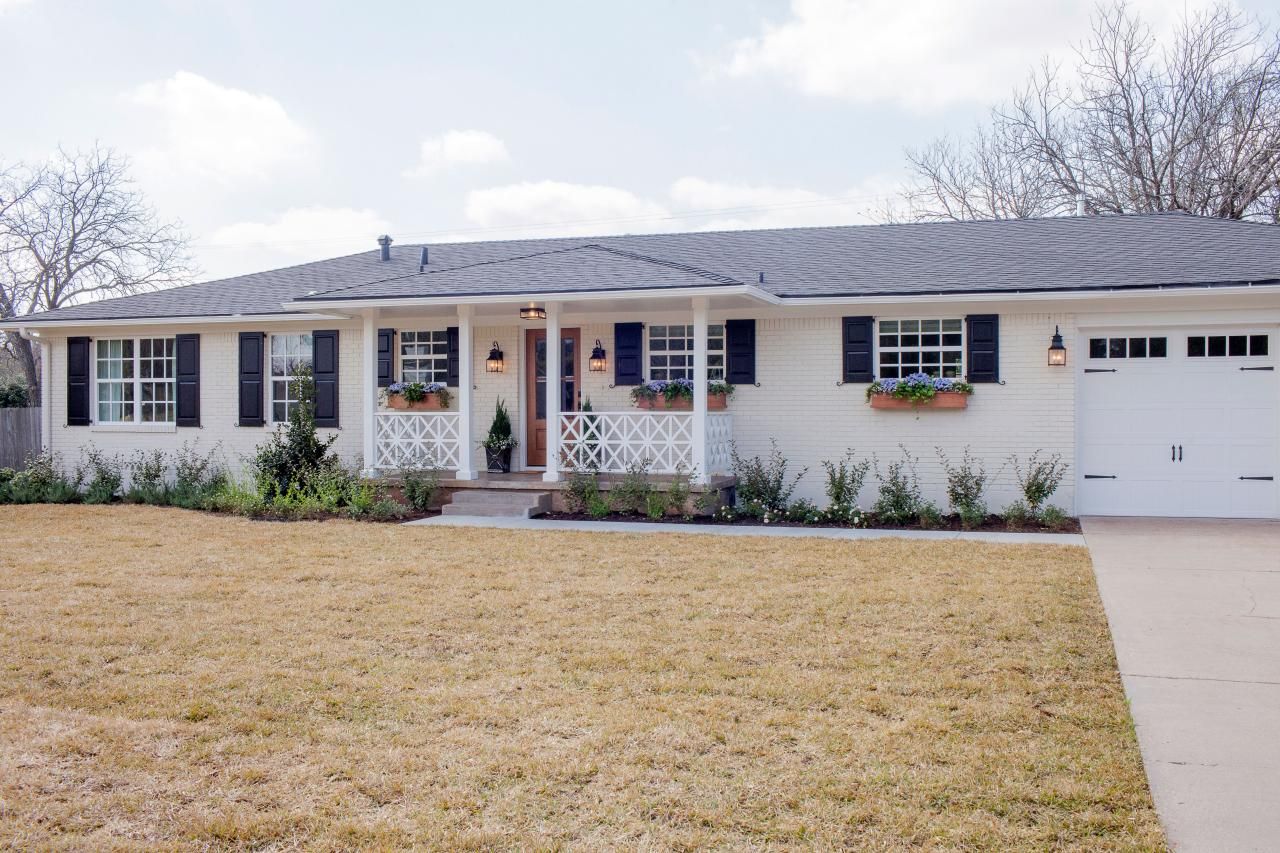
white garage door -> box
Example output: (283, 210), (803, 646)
(1077, 327), (1279, 518)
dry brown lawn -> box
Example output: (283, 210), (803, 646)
(0, 505), (1163, 851)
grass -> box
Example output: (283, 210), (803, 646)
(0, 505), (1163, 850)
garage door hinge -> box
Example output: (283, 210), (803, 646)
(1238, 476), (1274, 481)
(1239, 366), (1274, 371)
(1084, 474), (1118, 479)
(1084, 368), (1118, 373)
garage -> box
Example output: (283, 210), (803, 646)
(1077, 327), (1279, 517)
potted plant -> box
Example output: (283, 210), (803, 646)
(865, 373), (974, 409)
(630, 378), (734, 411)
(482, 398), (518, 472)
(384, 381), (452, 411)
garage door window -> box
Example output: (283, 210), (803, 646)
(1187, 334), (1268, 358)
(1088, 336), (1167, 359)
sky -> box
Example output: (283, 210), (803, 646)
(2, 0), (1272, 282)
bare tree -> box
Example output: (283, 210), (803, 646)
(0, 146), (193, 396)
(905, 2), (1280, 222)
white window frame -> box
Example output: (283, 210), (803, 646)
(876, 318), (965, 380)
(645, 323), (726, 381)
(399, 329), (451, 385)
(92, 337), (176, 428)
(269, 333), (313, 424)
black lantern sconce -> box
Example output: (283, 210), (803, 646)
(486, 341), (505, 373)
(1048, 326), (1067, 366)
(589, 339), (607, 372)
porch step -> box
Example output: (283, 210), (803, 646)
(442, 489), (551, 518)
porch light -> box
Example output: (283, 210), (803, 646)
(486, 341), (505, 373)
(1048, 326), (1067, 366)
(589, 339), (607, 372)
(519, 305), (547, 321)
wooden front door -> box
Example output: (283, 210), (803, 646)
(525, 328), (581, 467)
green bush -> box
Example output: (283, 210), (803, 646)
(1038, 505), (1070, 530)
(666, 465), (692, 519)
(564, 465), (602, 514)
(1002, 500), (1032, 530)
(81, 445), (123, 504)
(2, 451), (81, 504)
(204, 478), (266, 516)
(171, 441), (225, 509)
(937, 446), (991, 522)
(957, 503), (988, 530)
(731, 439), (807, 512)
(586, 492), (611, 519)
(127, 449), (170, 505)
(787, 498), (823, 523)
(400, 465), (442, 512)
(250, 366), (340, 500)
(917, 501), (945, 529)
(0, 382), (30, 408)
(1011, 451), (1069, 515)
(610, 458), (653, 515)
(822, 450), (870, 508)
(645, 490), (668, 520)
(872, 447), (922, 525)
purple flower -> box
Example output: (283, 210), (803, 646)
(388, 382), (405, 394)
(933, 377), (955, 391)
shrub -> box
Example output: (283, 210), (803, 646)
(3, 451), (80, 504)
(171, 442), (225, 509)
(1011, 451), (1069, 514)
(81, 445), (123, 504)
(610, 458), (653, 515)
(250, 366), (340, 500)
(204, 478), (266, 516)
(1002, 500), (1032, 530)
(666, 465), (692, 518)
(0, 381), (30, 408)
(873, 447), (922, 525)
(400, 465), (442, 512)
(822, 450), (871, 508)
(482, 398), (518, 454)
(787, 498), (823, 523)
(645, 491), (668, 520)
(936, 446), (990, 520)
(564, 465), (602, 514)
(586, 492), (612, 519)
(823, 502), (868, 527)
(693, 487), (721, 517)
(1039, 505), (1071, 530)
(917, 501), (945, 529)
(957, 503), (988, 530)
(127, 450), (170, 505)
(731, 439), (806, 512)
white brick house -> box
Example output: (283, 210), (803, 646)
(6, 213), (1280, 518)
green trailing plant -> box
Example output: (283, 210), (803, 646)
(127, 449), (169, 505)
(822, 450), (871, 509)
(81, 445), (123, 504)
(400, 465), (442, 512)
(872, 446), (923, 525)
(482, 398), (518, 452)
(1010, 451), (1069, 515)
(629, 378), (735, 406)
(865, 374), (974, 404)
(610, 458), (653, 515)
(937, 446), (991, 525)
(730, 439), (806, 512)
(387, 381), (451, 407)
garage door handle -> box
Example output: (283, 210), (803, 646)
(1171, 444), (1176, 461)
(1084, 368), (1117, 374)
(1239, 476), (1274, 481)
(1084, 474), (1117, 479)
(1178, 444), (1183, 462)
(1240, 366), (1274, 371)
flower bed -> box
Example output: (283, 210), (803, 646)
(866, 373), (973, 408)
(631, 378), (734, 410)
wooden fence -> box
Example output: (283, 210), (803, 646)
(0, 407), (41, 469)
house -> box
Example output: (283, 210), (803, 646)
(4, 212), (1279, 518)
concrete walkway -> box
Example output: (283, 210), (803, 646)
(407, 514), (1085, 545)
(1083, 517), (1280, 853)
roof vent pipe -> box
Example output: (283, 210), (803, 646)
(377, 234), (393, 261)
(419, 246), (428, 272)
(1075, 193), (1086, 216)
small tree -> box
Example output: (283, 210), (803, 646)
(251, 366), (339, 498)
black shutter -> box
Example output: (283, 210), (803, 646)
(175, 333), (200, 427)
(238, 332), (265, 427)
(841, 316), (875, 383)
(614, 322), (644, 385)
(965, 314), (1000, 383)
(725, 319), (756, 385)
(445, 327), (460, 387)
(377, 328), (395, 387)
(66, 336), (91, 426)
(312, 330), (339, 428)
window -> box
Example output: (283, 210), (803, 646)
(270, 333), (313, 422)
(400, 330), (450, 384)
(1088, 336), (1167, 359)
(647, 324), (725, 381)
(1187, 334), (1268, 358)
(877, 319), (963, 379)
(95, 337), (175, 423)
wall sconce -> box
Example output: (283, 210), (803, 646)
(519, 305), (547, 321)
(486, 341), (505, 373)
(589, 339), (607, 372)
(1048, 326), (1067, 366)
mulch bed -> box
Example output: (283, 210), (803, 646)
(541, 511), (1082, 534)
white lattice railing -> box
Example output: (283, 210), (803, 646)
(560, 411), (733, 475)
(375, 412), (462, 470)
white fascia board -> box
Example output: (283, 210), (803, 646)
(281, 284), (778, 312)
(1, 312), (353, 332)
(769, 282), (1280, 306)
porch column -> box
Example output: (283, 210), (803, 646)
(361, 308), (379, 477)
(691, 296), (710, 484)
(39, 338), (52, 451)
(455, 305), (477, 480)
(543, 301), (562, 482)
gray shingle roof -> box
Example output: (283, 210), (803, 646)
(16, 212), (1280, 323)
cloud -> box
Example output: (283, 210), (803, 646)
(0, 0), (34, 12)
(125, 71), (315, 185)
(668, 176), (889, 231)
(404, 130), (510, 178)
(199, 206), (391, 280)
(463, 180), (670, 237)
(713, 0), (1217, 111)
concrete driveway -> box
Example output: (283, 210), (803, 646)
(1083, 518), (1280, 853)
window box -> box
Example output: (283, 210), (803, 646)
(386, 392), (448, 412)
(634, 391), (729, 411)
(869, 391), (969, 410)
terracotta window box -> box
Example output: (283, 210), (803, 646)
(869, 392), (969, 410)
(386, 393), (448, 412)
(634, 392), (729, 411)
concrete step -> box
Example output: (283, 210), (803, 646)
(442, 490), (551, 518)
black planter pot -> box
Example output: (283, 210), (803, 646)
(485, 447), (512, 473)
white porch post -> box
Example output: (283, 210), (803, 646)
(455, 305), (477, 480)
(39, 339), (52, 451)
(691, 296), (710, 484)
(361, 309), (379, 477)
(543, 301), (562, 482)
